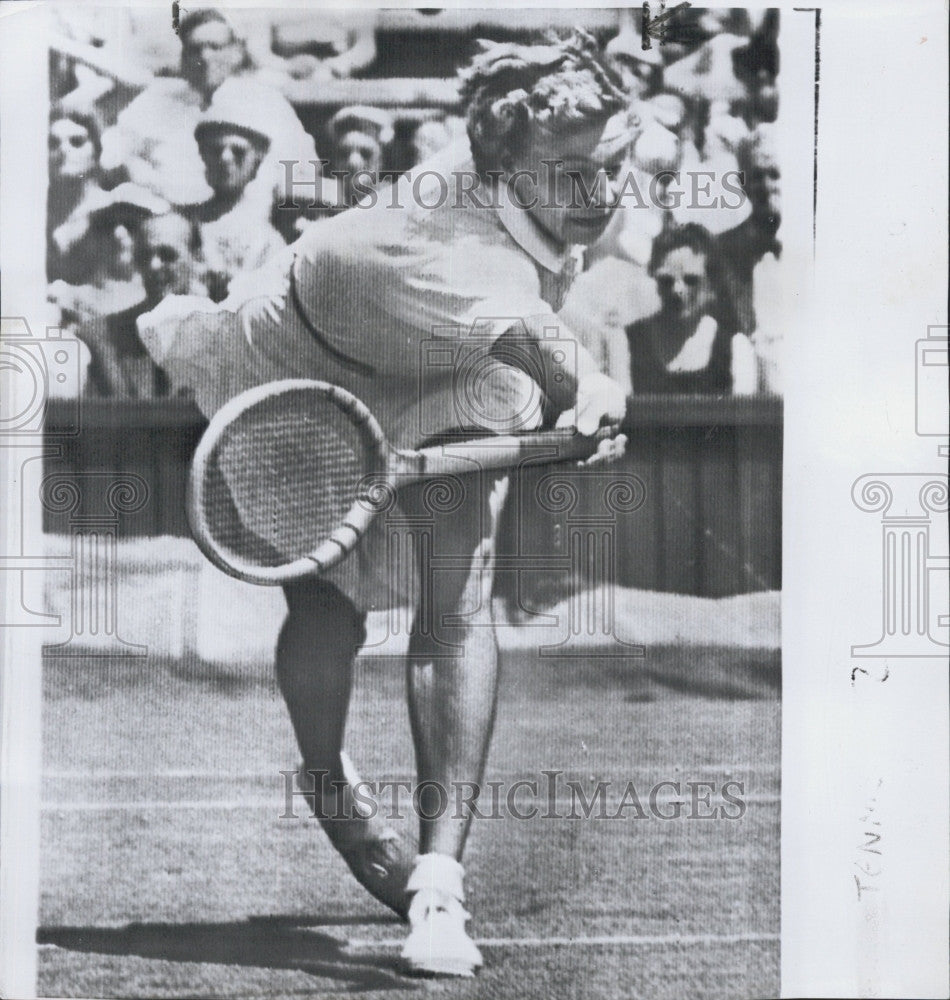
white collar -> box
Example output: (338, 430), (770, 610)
(493, 179), (574, 275)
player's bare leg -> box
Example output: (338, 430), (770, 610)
(276, 578), (416, 919)
(277, 580), (361, 783)
(399, 472), (509, 976)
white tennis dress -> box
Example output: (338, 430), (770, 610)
(138, 153), (582, 610)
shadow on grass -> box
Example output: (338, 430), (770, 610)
(39, 916), (417, 992)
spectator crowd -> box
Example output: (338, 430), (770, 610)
(47, 7), (783, 400)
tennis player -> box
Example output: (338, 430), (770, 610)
(139, 30), (636, 977)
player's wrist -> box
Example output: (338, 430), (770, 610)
(537, 338), (599, 409)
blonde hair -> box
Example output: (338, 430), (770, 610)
(460, 29), (632, 176)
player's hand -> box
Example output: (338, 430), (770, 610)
(580, 432), (628, 466)
(556, 372), (627, 435)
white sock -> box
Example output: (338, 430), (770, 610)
(406, 853), (466, 902)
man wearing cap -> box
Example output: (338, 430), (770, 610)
(139, 30), (635, 977)
(185, 91), (287, 297)
(78, 210), (207, 397)
(327, 105), (394, 207)
(47, 181), (173, 332)
(101, 8), (319, 207)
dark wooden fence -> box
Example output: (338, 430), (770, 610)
(44, 396), (782, 598)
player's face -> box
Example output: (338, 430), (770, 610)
(134, 216), (198, 302)
(509, 112), (632, 248)
(49, 118), (97, 179)
(654, 247), (714, 324)
(181, 21), (244, 95)
(199, 131), (266, 195)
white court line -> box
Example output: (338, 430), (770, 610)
(38, 932), (780, 951)
(348, 932), (780, 949)
(40, 795), (781, 811)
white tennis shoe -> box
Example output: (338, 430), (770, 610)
(400, 854), (483, 977)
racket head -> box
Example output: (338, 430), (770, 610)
(187, 379), (390, 585)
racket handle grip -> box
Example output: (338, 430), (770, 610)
(410, 424), (619, 479)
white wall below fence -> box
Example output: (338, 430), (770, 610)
(40, 533), (780, 697)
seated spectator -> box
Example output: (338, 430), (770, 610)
(75, 212), (207, 397)
(605, 12), (664, 100)
(656, 84), (753, 236)
(585, 96), (681, 270)
(184, 93), (287, 297)
(730, 10), (780, 125)
(48, 183), (170, 331)
(99, 8), (320, 208)
(51, 5), (188, 82)
(47, 108), (112, 284)
(327, 105), (394, 206)
(717, 126), (783, 393)
(716, 125), (781, 335)
(657, 8), (755, 66)
(626, 223), (758, 395)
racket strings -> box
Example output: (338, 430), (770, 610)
(201, 389), (376, 568)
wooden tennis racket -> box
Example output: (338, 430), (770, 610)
(187, 379), (619, 585)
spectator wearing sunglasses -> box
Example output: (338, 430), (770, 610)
(183, 91), (287, 299)
(47, 107), (112, 285)
(626, 223), (757, 395)
(99, 8), (319, 208)
(47, 109), (170, 327)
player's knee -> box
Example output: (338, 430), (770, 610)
(280, 578), (367, 646)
